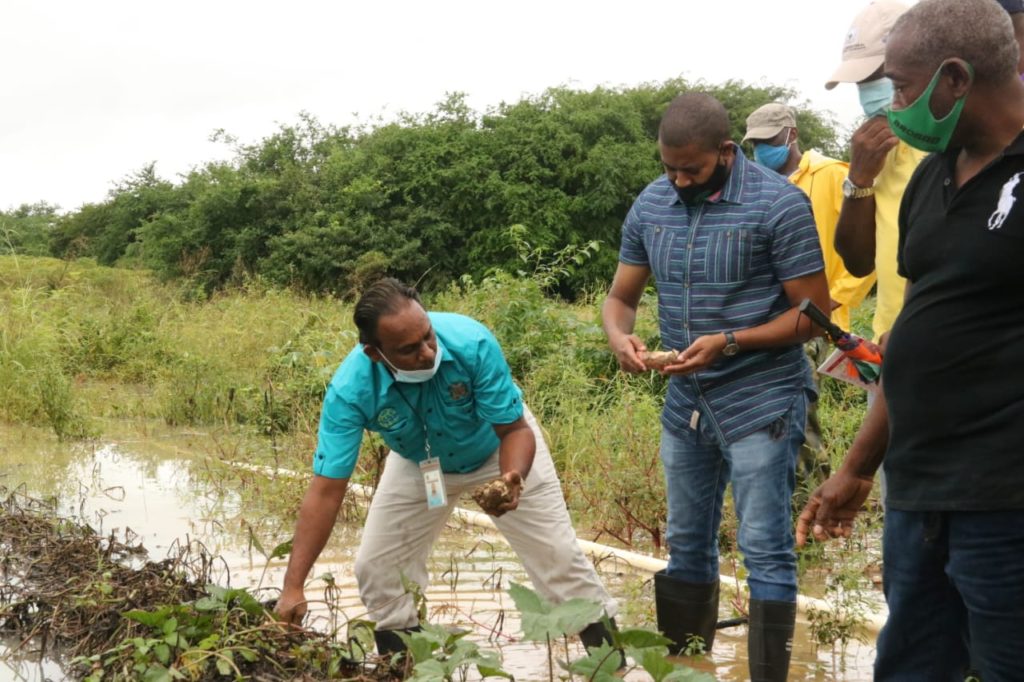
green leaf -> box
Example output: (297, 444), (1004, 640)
(247, 525), (267, 558)
(193, 596), (227, 612)
(474, 650), (513, 679)
(215, 656), (233, 676)
(269, 539), (293, 560)
(618, 627), (673, 650)
(399, 630), (440, 665)
(508, 581), (547, 615)
(124, 608), (170, 629)
(548, 598), (604, 638)
(153, 643), (171, 665)
(639, 647), (676, 682)
(406, 658), (447, 682)
(238, 647), (258, 663)
(234, 590), (264, 617)
(197, 634), (220, 650)
(161, 618), (178, 636)
(663, 667), (716, 682)
(568, 642), (621, 681)
(206, 585), (230, 602)
(142, 664), (172, 682)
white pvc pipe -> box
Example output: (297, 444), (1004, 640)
(225, 461), (888, 633)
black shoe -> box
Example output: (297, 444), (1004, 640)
(579, 617), (625, 669)
(654, 571), (720, 655)
(747, 599), (796, 682)
(373, 625), (423, 655)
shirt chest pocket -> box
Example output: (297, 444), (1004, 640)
(643, 224), (685, 282)
(696, 228), (758, 283)
(441, 379), (476, 418)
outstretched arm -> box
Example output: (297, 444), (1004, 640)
(276, 475), (349, 624)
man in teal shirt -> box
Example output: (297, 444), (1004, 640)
(275, 278), (617, 657)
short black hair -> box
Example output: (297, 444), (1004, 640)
(659, 93), (731, 151)
(353, 277), (422, 345)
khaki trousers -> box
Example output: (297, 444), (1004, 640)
(354, 406), (618, 630)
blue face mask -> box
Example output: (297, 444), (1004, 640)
(858, 77), (894, 118)
(753, 141), (791, 172)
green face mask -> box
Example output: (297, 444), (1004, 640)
(886, 61), (974, 153)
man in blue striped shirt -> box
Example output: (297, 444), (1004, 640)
(602, 93), (828, 682)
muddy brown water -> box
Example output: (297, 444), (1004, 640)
(0, 423), (878, 681)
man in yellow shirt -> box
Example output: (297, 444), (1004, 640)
(744, 103), (875, 332)
(745, 103), (876, 481)
(825, 0), (927, 342)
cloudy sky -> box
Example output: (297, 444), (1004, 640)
(1, 0), (877, 212)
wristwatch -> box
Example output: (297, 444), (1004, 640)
(842, 176), (875, 199)
(722, 331), (740, 357)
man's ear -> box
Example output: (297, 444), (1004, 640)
(363, 344), (383, 363)
(944, 58), (974, 99)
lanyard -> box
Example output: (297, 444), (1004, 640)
(393, 382), (434, 461)
(393, 381), (447, 509)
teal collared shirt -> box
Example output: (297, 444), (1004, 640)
(313, 312), (524, 478)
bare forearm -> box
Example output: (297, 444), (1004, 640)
(282, 477), (348, 590)
(601, 295), (638, 343)
(734, 274), (830, 350)
(498, 425), (535, 480)
(835, 198), (878, 277)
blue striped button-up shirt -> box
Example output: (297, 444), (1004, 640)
(620, 148), (824, 444)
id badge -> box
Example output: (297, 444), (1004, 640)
(419, 458), (447, 510)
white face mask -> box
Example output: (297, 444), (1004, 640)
(378, 345), (443, 383)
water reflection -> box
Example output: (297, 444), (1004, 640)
(0, 424), (877, 681)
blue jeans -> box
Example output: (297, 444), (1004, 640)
(659, 396), (806, 602)
(875, 508), (1024, 681)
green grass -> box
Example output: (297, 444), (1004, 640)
(0, 256), (873, 551)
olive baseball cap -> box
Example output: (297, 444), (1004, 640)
(743, 103), (797, 142)
(826, 0), (910, 89)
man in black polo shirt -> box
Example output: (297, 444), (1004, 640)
(796, 0), (1024, 679)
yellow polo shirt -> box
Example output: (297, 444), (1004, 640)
(789, 150), (876, 331)
(872, 141), (927, 339)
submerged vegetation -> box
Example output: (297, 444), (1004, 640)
(0, 485), (715, 681)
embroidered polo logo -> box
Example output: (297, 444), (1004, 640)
(448, 382), (469, 400)
(377, 408), (399, 428)
(988, 172), (1024, 231)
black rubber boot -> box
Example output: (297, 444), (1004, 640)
(373, 625), (422, 656)
(579, 617), (625, 669)
(654, 570), (720, 655)
(747, 599), (796, 682)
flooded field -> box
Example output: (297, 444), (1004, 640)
(1, 422), (879, 681)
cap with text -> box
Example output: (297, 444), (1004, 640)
(826, 0), (910, 90)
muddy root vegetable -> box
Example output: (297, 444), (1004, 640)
(641, 349), (679, 370)
(471, 478), (515, 515)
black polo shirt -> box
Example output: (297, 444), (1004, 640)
(883, 130), (1024, 511)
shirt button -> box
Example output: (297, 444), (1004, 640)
(427, 408), (433, 413)
(655, 226), (662, 233)
(944, 178), (951, 186)
(683, 322), (690, 329)
(687, 243), (693, 250)
(436, 432), (442, 437)
(684, 282), (690, 289)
